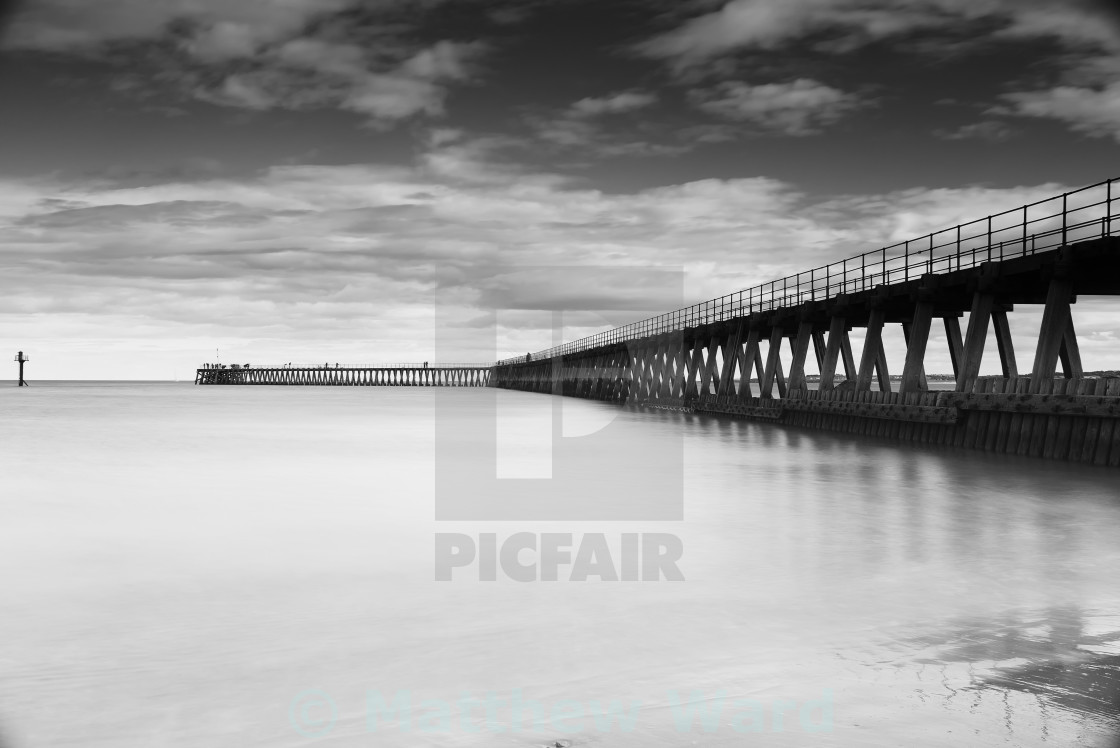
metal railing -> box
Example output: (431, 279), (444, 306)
(497, 177), (1119, 365)
(197, 362), (492, 370)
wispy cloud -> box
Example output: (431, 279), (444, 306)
(690, 79), (866, 135)
(569, 90), (658, 117)
(525, 90), (686, 158)
(998, 82), (1120, 142)
(636, 0), (1120, 65)
(934, 120), (1014, 142)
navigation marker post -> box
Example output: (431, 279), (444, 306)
(13, 351), (28, 386)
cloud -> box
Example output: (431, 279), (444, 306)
(690, 79), (865, 135)
(998, 83), (1120, 142)
(638, 0), (832, 61)
(177, 37), (486, 123)
(3, 0), (351, 56)
(183, 20), (261, 63)
(635, 0), (1120, 143)
(185, 36), (487, 123)
(4, 1), (484, 126)
(524, 91), (685, 158)
(814, 183), (1071, 243)
(994, 1), (1120, 54)
(527, 117), (691, 158)
(934, 120), (1014, 141)
(570, 90), (658, 117)
(636, 0), (1120, 64)
(3, 0), (352, 53)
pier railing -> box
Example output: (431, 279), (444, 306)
(497, 177), (1119, 365)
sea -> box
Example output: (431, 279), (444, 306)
(1, 381), (1119, 747)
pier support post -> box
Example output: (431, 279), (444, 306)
(839, 330), (856, 384)
(901, 321), (929, 392)
(632, 344), (651, 400)
(774, 349), (787, 398)
(645, 342), (662, 399)
(811, 331), (826, 373)
(786, 321), (814, 394)
(856, 309), (886, 392)
(818, 317), (846, 391)
(1059, 317), (1083, 379)
(631, 346), (644, 399)
(900, 302), (933, 394)
(760, 327), (784, 399)
(875, 338), (891, 393)
(663, 339), (678, 399)
(697, 335), (717, 396)
(944, 317), (964, 381)
(685, 338), (704, 396)
(717, 324), (744, 396)
(739, 329), (761, 399)
(1030, 279), (1074, 392)
(650, 340), (667, 399)
(956, 292), (994, 391)
(991, 308), (1018, 379)
(673, 343), (688, 398)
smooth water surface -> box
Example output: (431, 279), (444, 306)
(1, 382), (1118, 747)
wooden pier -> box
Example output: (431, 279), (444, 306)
(490, 179), (1120, 465)
(196, 363), (491, 387)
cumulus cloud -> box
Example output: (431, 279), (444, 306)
(690, 79), (864, 135)
(999, 83), (1120, 142)
(4, 0), (484, 126)
(636, 0), (1120, 64)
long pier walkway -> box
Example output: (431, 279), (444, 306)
(196, 363), (491, 386)
(491, 178), (1120, 465)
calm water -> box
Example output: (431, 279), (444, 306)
(1, 382), (1119, 747)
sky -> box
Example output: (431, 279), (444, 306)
(1, 0), (1119, 379)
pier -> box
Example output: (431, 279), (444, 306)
(491, 178), (1120, 465)
(195, 179), (1120, 465)
(196, 363), (491, 386)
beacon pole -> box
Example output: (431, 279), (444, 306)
(14, 351), (28, 386)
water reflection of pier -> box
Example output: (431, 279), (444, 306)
(913, 607), (1120, 745)
(678, 415), (1120, 745)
